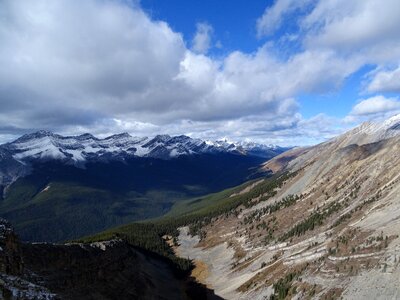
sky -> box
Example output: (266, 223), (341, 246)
(1, 0), (400, 146)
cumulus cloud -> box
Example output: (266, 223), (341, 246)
(0, 0), (186, 123)
(351, 96), (400, 116)
(192, 22), (213, 54)
(256, 0), (314, 38)
(0, 0), (399, 146)
(302, 0), (400, 62)
(367, 66), (400, 93)
(0, 1), (303, 130)
(0, 0), (355, 144)
(60, 112), (340, 147)
(344, 95), (400, 124)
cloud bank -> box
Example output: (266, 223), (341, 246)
(0, 0), (399, 145)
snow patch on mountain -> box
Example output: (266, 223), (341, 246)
(0, 131), (285, 165)
(339, 113), (400, 146)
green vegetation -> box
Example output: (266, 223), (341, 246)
(1, 154), (267, 242)
(331, 191), (383, 228)
(237, 194), (299, 245)
(242, 194), (299, 225)
(279, 200), (344, 241)
(185, 172), (296, 237)
(1, 181), (182, 242)
(78, 172), (296, 274)
(280, 211), (324, 241)
(270, 271), (301, 300)
(163, 179), (259, 218)
(78, 221), (193, 274)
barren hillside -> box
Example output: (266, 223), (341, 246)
(176, 115), (400, 299)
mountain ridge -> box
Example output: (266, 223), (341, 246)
(0, 131), (289, 189)
(0, 131), (287, 243)
(2, 130), (286, 163)
(336, 113), (400, 148)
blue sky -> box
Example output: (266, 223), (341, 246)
(141, 0), (269, 54)
(0, 0), (399, 145)
(140, 0), (397, 122)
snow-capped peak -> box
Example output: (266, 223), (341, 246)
(0, 131), (285, 164)
(104, 132), (132, 140)
(379, 113), (400, 131)
(340, 113), (400, 146)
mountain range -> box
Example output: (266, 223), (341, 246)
(0, 131), (286, 186)
(1, 114), (400, 299)
(0, 131), (287, 242)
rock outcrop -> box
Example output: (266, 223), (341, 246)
(0, 219), (22, 275)
(0, 219), (221, 300)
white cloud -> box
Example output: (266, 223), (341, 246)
(256, 0), (314, 38)
(257, 0), (400, 136)
(176, 51), (219, 93)
(1, 0), (400, 146)
(302, 0), (400, 62)
(0, 0), (186, 120)
(192, 22), (213, 54)
(0, 0), (355, 143)
(256, 0), (400, 103)
(351, 95), (400, 116)
(367, 66), (400, 93)
(56, 112), (340, 147)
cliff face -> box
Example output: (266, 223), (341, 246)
(0, 219), (220, 300)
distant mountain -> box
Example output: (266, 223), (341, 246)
(0, 131), (287, 187)
(0, 131), (288, 242)
(1, 130), (286, 164)
(0, 147), (29, 189)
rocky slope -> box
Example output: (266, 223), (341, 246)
(175, 114), (400, 299)
(0, 218), (221, 300)
(0, 149), (28, 190)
